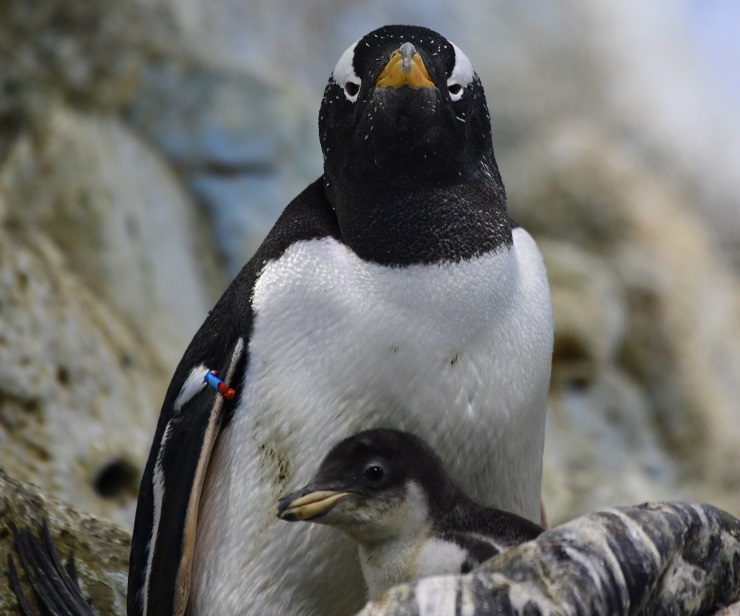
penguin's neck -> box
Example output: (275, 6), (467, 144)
(352, 483), (433, 600)
(357, 533), (427, 600)
(326, 173), (511, 266)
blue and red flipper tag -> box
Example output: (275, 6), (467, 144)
(204, 370), (236, 401)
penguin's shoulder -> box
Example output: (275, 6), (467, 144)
(443, 502), (544, 545)
(434, 502), (544, 572)
(247, 177), (341, 280)
(166, 176), (339, 416)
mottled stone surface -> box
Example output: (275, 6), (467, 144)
(511, 124), (740, 523)
(3, 489), (737, 616)
(1, 104), (213, 371)
(0, 225), (162, 527)
(0, 469), (130, 616)
(358, 503), (740, 616)
(0, 0), (318, 529)
(126, 59), (322, 276)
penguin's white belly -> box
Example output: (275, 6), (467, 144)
(188, 228), (552, 616)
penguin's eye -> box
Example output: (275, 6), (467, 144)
(446, 41), (474, 102)
(333, 40), (362, 102)
(447, 83), (463, 101)
(344, 80), (361, 102)
(363, 465), (385, 483)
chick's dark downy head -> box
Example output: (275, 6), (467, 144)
(277, 429), (451, 541)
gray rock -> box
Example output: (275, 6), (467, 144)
(540, 240), (627, 388)
(0, 220), (161, 527)
(357, 502), (740, 616)
(0, 0), (326, 532)
(0, 469), (130, 616)
(1, 104), (214, 372)
(148, 0), (454, 89)
(544, 368), (677, 523)
(539, 239), (677, 522)
(0, 0), (178, 157)
(126, 60), (322, 276)
(506, 124), (740, 521)
(1, 0), (323, 281)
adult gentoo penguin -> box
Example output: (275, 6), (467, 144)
(278, 429), (544, 599)
(128, 24), (553, 616)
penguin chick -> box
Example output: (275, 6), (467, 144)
(278, 429), (543, 599)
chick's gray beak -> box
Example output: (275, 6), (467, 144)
(277, 485), (351, 522)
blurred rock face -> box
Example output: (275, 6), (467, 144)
(508, 124), (740, 520)
(0, 470), (129, 614)
(0, 0), (319, 526)
(1, 0), (739, 534)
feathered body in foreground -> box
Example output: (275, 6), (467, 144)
(128, 25), (552, 616)
(279, 429), (544, 599)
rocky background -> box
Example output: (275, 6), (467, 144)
(1, 0), (739, 611)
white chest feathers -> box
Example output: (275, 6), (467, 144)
(355, 483), (470, 600)
(189, 229), (552, 616)
(247, 228), (552, 517)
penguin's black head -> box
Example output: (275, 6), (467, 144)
(319, 25), (500, 199)
(277, 429), (454, 544)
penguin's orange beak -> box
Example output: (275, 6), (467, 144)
(374, 42), (435, 89)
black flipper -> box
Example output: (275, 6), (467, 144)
(143, 339), (246, 616)
(127, 177), (340, 616)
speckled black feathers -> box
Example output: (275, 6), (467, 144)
(319, 25), (511, 265)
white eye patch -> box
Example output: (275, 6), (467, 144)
(447, 42), (474, 102)
(333, 39), (362, 102)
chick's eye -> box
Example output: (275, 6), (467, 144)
(344, 81), (360, 98)
(448, 83), (463, 97)
(364, 465), (384, 482)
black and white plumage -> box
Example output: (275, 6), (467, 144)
(278, 429), (543, 599)
(128, 24), (553, 616)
